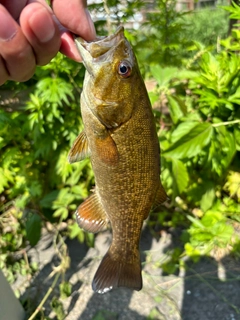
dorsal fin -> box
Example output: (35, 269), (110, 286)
(68, 131), (90, 163)
(76, 192), (108, 233)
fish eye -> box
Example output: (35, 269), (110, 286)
(117, 61), (132, 78)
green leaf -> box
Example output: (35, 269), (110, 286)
(167, 95), (184, 124)
(40, 190), (60, 208)
(147, 308), (162, 320)
(150, 66), (178, 87)
(26, 213), (42, 246)
(68, 223), (81, 239)
(187, 215), (205, 229)
(200, 188), (215, 212)
(148, 91), (159, 105)
(59, 281), (72, 299)
(184, 243), (200, 262)
(172, 158), (189, 193)
(171, 121), (199, 144)
(220, 2), (240, 19)
(224, 171), (240, 199)
(163, 123), (213, 159)
(234, 127), (240, 151)
(175, 70), (199, 80)
(51, 296), (66, 320)
(53, 207), (68, 220)
(93, 310), (117, 320)
(77, 229), (85, 243)
(29, 181), (42, 197)
(221, 131), (236, 170)
(86, 232), (95, 247)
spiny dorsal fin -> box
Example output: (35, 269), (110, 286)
(92, 249), (142, 294)
(76, 192), (108, 233)
(68, 131), (90, 163)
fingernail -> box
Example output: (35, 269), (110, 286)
(29, 7), (55, 43)
(0, 9), (17, 41)
(85, 9), (96, 40)
(53, 15), (68, 34)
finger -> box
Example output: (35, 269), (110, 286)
(0, 5), (36, 82)
(58, 31), (81, 62)
(0, 0), (27, 20)
(20, 2), (61, 66)
(0, 56), (9, 85)
(52, 0), (96, 41)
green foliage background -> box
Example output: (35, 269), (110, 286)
(0, 0), (239, 292)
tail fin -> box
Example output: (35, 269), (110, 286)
(92, 250), (142, 294)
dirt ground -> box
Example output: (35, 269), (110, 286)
(15, 227), (240, 320)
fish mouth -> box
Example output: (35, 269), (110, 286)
(75, 26), (125, 71)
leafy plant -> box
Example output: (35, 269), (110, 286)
(183, 7), (228, 48)
(0, 1), (240, 317)
(0, 52), (95, 289)
(130, 0), (191, 71)
(146, 4), (240, 266)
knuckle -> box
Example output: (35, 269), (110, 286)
(36, 47), (59, 66)
(15, 67), (36, 82)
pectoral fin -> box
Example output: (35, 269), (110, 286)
(76, 192), (108, 233)
(68, 131), (90, 163)
(95, 132), (119, 166)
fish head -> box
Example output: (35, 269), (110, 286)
(75, 27), (144, 128)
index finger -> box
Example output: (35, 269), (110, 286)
(52, 0), (96, 41)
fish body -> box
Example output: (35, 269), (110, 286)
(68, 27), (166, 294)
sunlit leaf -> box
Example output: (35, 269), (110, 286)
(167, 95), (184, 124)
(170, 121), (198, 144)
(172, 158), (189, 193)
(200, 188), (215, 212)
(163, 123), (213, 159)
(150, 66), (178, 87)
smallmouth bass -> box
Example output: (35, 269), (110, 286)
(68, 26), (166, 294)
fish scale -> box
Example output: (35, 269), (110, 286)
(68, 26), (167, 293)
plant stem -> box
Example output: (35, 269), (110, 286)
(212, 119), (240, 127)
(103, 0), (112, 35)
(28, 272), (61, 320)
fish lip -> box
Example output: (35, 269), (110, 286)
(75, 26), (125, 69)
(76, 26), (124, 51)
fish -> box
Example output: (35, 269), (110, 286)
(68, 26), (167, 294)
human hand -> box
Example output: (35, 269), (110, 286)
(0, 0), (96, 85)
(52, 0), (96, 59)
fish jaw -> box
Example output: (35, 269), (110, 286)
(75, 26), (125, 61)
(75, 26), (134, 83)
(75, 27), (125, 74)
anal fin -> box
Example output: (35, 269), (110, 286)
(68, 131), (90, 163)
(76, 192), (108, 233)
